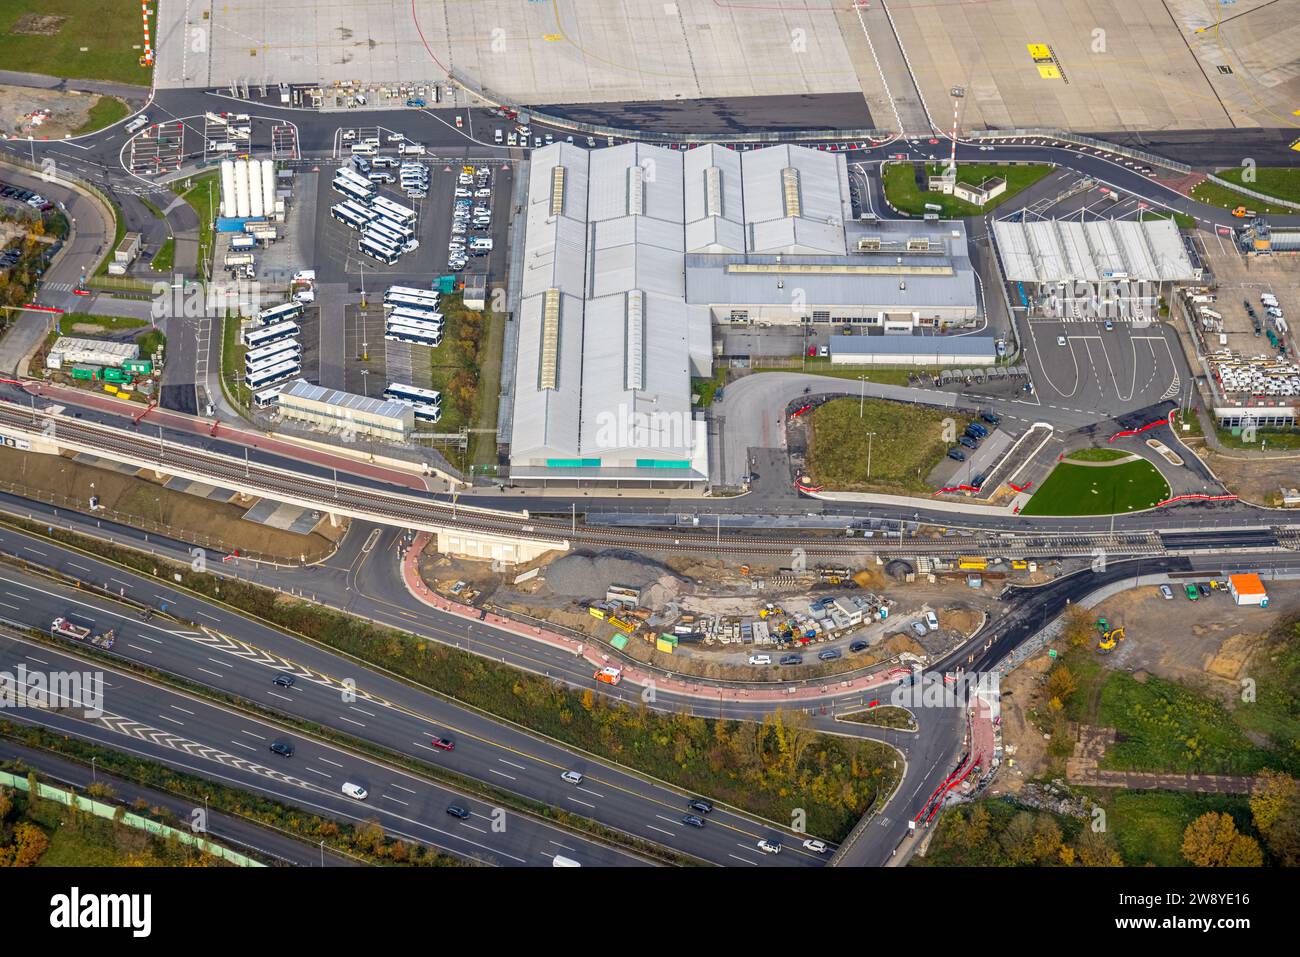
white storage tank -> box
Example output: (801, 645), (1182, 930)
(261, 160), (276, 215)
(220, 160), (237, 219)
(234, 159), (251, 218)
(247, 159), (264, 219)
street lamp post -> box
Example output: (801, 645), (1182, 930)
(865, 432), (877, 479)
(858, 374), (868, 418)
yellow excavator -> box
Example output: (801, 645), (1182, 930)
(1097, 626), (1126, 654)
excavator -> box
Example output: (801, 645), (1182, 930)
(1097, 626), (1126, 654)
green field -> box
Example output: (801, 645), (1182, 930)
(0, 2), (153, 86)
(173, 172), (219, 280)
(1190, 178), (1297, 217)
(1065, 447), (1130, 462)
(150, 237), (174, 272)
(71, 95), (130, 136)
(753, 360), (949, 388)
(57, 313), (146, 334)
(1212, 167), (1300, 206)
(839, 705), (916, 730)
(1020, 459), (1169, 516)
(807, 397), (971, 494)
(882, 162), (1054, 217)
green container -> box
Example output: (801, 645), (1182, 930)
(71, 365), (101, 381)
(103, 367), (131, 383)
(122, 359), (153, 375)
(609, 634), (629, 651)
(435, 275), (456, 293)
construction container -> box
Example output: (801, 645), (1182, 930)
(587, 606), (607, 620)
(122, 359), (153, 375)
(102, 367), (131, 383)
(1228, 573), (1268, 607)
(609, 634), (629, 651)
(70, 365), (101, 381)
(958, 556), (989, 571)
(103, 384), (118, 393)
(655, 636), (677, 654)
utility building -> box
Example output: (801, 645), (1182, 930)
(277, 379), (413, 443)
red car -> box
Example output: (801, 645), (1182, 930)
(790, 404), (813, 418)
(432, 737), (455, 752)
(72, 287), (90, 296)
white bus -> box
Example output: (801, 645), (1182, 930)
(384, 323), (443, 348)
(385, 293), (439, 313)
(386, 315), (442, 336)
(244, 358), (301, 389)
(245, 339), (302, 368)
(337, 199), (376, 222)
(383, 382), (442, 407)
(246, 347), (301, 375)
(414, 405), (442, 424)
(370, 214), (414, 241)
(332, 178), (375, 204)
(385, 285), (438, 304)
(364, 221), (408, 249)
(336, 166), (374, 191)
(258, 301), (304, 326)
(331, 204), (371, 232)
(370, 194), (416, 224)
(387, 305), (442, 326)
(252, 386), (283, 409)
(358, 237), (399, 266)
(242, 320), (300, 350)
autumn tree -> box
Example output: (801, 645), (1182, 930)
(1249, 769), (1300, 866)
(1000, 811), (1062, 865)
(1046, 664), (1078, 708)
(1181, 812), (1264, 867)
(1074, 827), (1123, 867)
(1062, 605), (1095, 649)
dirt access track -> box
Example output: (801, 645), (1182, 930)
(0, 85), (112, 140)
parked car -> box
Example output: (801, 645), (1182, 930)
(909, 620), (928, 638)
(849, 640), (869, 653)
(1160, 584), (1174, 600)
(958, 435), (979, 450)
(1057, 335), (1068, 346)
(779, 654), (803, 666)
(966, 422), (988, 438)
(947, 448), (966, 462)
(1198, 583), (1211, 597)
(405, 98), (426, 108)
(747, 654), (772, 666)
(925, 611), (939, 632)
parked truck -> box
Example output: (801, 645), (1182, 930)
(50, 617), (116, 649)
(224, 253), (255, 267)
(957, 556), (989, 571)
(1232, 206), (1257, 218)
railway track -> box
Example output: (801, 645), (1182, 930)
(2, 404), (1296, 560)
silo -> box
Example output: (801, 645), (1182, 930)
(248, 158), (264, 219)
(261, 160), (276, 218)
(219, 160), (237, 219)
(234, 159), (251, 218)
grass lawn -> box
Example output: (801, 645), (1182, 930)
(1020, 459), (1169, 516)
(1212, 167), (1300, 206)
(174, 172), (219, 280)
(753, 360), (947, 387)
(882, 162), (1054, 217)
(1139, 209), (1198, 230)
(1103, 791), (1256, 867)
(1065, 447), (1130, 462)
(466, 303), (504, 472)
(838, 705), (916, 730)
(71, 94), (130, 135)
(1190, 179), (1297, 217)
(221, 314), (251, 411)
(93, 195), (127, 277)
(150, 237), (174, 272)
(807, 397), (971, 494)
(1214, 423), (1300, 451)
(420, 295), (497, 469)
(0, 2), (153, 86)
(136, 327), (165, 361)
(57, 313), (146, 334)
(692, 367), (728, 407)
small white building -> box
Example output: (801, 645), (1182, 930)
(45, 337), (140, 371)
(276, 379), (414, 443)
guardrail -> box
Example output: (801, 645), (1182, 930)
(1202, 173), (1300, 212)
(965, 128), (1193, 174)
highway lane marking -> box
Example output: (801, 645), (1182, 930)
(240, 729), (266, 740)
(317, 757), (344, 769)
(499, 759), (526, 771)
(24, 655), (49, 665)
(306, 767), (333, 779)
(349, 706), (376, 717)
(171, 705), (196, 716)
(196, 611), (220, 621)
(126, 643), (153, 654)
(728, 853), (759, 866)
(566, 796), (595, 809)
(489, 768), (516, 780)
(458, 822), (487, 834)
(267, 691), (293, 703)
(197, 667), (224, 679)
(411, 740), (445, 754)
(0, 602), (19, 612)
(655, 814), (681, 826)
(646, 824), (674, 838)
(229, 740), (256, 752)
(68, 562), (91, 573)
(549, 840), (576, 852)
(390, 783), (417, 795)
(158, 714), (184, 726)
(576, 785), (604, 799)
(382, 794), (410, 806)
(338, 715), (366, 728)
(206, 657), (233, 668)
(134, 632), (161, 644)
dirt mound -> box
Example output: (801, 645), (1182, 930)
(543, 550), (690, 606)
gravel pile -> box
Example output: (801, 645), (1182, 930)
(544, 551), (689, 606)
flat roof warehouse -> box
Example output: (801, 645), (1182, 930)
(508, 143), (980, 486)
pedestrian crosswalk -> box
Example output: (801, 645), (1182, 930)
(1033, 315), (1152, 324)
(42, 281), (74, 292)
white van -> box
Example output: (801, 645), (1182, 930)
(551, 855), (581, 867)
(747, 654), (772, 666)
(494, 128), (504, 144)
(399, 142), (426, 156)
(469, 238), (493, 251)
(350, 142), (378, 156)
(124, 114), (149, 134)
